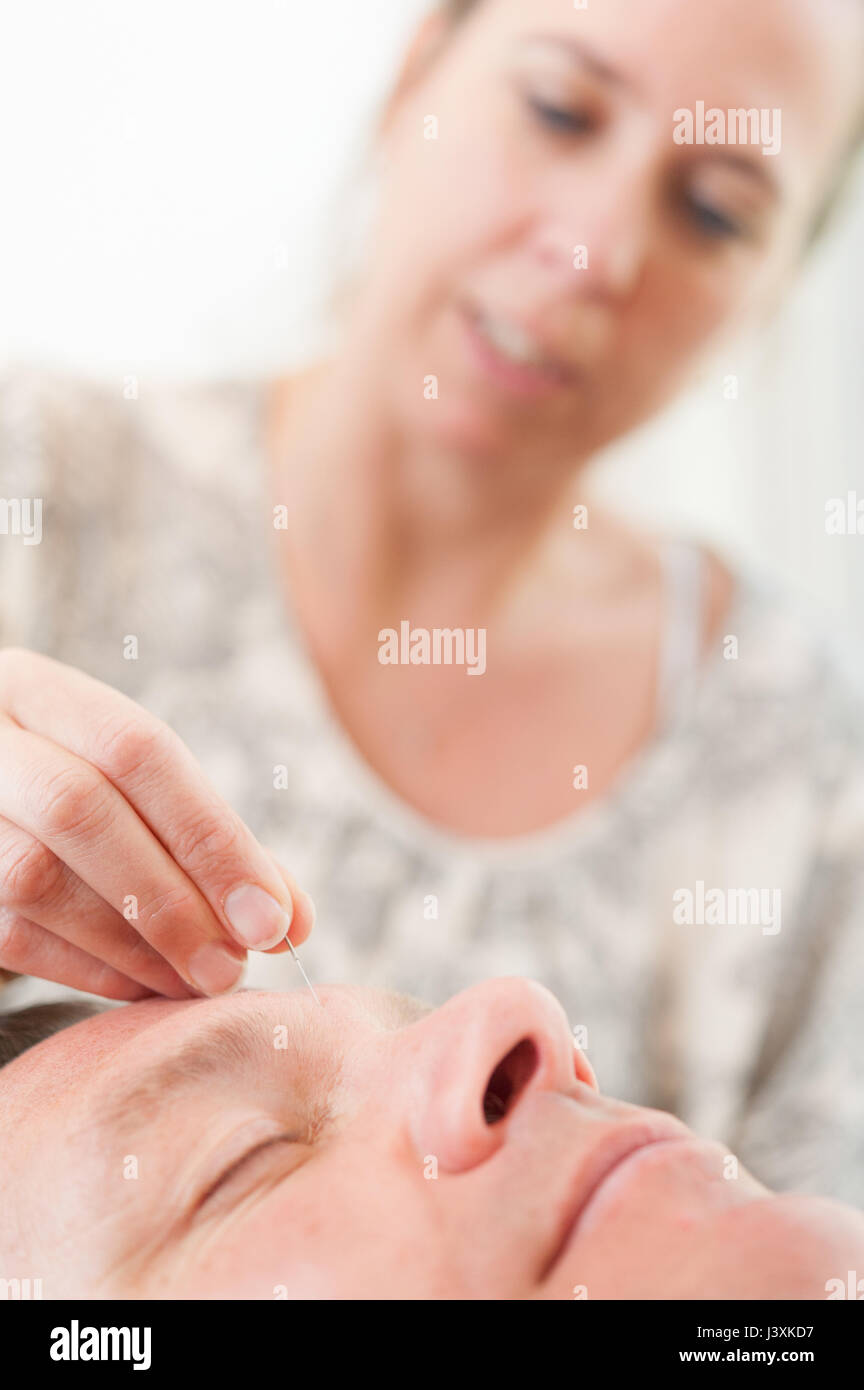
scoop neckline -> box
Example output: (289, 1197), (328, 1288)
(249, 374), (746, 868)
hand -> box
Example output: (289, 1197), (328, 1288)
(0, 648), (314, 1000)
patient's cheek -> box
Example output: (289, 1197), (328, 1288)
(270, 1265), (339, 1300)
(149, 1185), (346, 1301)
(177, 1257), (339, 1301)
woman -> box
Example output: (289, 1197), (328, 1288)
(0, 0), (863, 1206)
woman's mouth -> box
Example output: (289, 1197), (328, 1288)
(460, 302), (578, 400)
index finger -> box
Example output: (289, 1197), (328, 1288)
(0, 652), (316, 958)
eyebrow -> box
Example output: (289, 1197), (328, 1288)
(93, 1006), (279, 1135)
(381, 992), (433, 1027)
(91, 991), (431, 1136)
(519, 33), (642, 96)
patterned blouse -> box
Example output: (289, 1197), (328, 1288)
(1, 364), (863, 1207)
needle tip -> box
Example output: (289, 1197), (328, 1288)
(286, 940), (323, 1008)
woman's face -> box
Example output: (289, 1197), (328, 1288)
(1, 977), (861, 1299)
(355, 0), (862, 462)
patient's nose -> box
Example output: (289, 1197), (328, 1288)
(405, 978), (596, 1174)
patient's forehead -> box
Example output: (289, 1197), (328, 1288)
(0, 983), (431, 1117)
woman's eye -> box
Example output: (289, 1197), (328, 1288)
(527, 97), (595, 135)
(685, 195), (745, 241)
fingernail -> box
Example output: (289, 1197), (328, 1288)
(301, 890), (316, 930)
(224, 883), (292, 949)
(187, 942), (246, 997)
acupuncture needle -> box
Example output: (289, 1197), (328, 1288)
(286, 938), (323, 1007)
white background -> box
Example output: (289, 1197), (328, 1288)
(1, 0), (861, 632)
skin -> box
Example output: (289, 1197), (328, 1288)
(0, 649), (315, 999)
(4, 8), (861, 1301)
(1, 0), (861, 998)
(1, 977), (862, 1299)
(267, 0), (864, 836)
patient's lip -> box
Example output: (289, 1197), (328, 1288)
(542, 1116), (689, 1279)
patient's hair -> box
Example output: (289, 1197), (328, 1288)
(440, 0), (864, 251)
(0, 1001), (109, 1070)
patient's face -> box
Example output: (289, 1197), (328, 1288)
(1, 979), (860, 1299)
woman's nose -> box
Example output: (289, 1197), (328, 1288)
(404, 978), (597, 1174)
(529, 158), (654, 305)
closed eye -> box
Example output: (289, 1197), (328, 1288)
(196, 1133), (306, 1213)
(684, 194), (745, 240)
(528, 97), (595, 135)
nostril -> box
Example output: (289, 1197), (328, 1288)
(482, 1038), (540, 1124)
